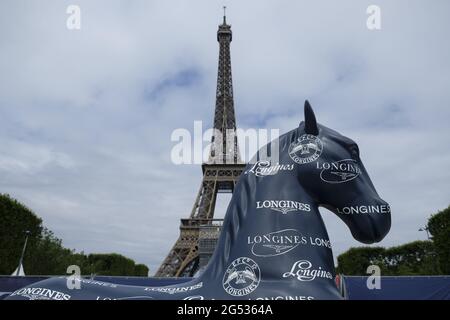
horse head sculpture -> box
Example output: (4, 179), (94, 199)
(6, 101), (391, 300)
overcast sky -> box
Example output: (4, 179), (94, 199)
(1, 0), (449, 274)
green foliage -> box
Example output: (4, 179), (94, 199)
(337, 241), (440, 275)
(87, 253), (136, 276)
(0, 193), (149, 276)
(134, 264), (149, 276)
(382, 241), (441, 275)
(336, 247), (385, 275)
(0, 194), (43, 274)
(427, 205), (450, 274)
(24, 228), (75, 275)
(77, 254), (149, 276)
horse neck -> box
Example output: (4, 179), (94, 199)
(202, 172), (319, 279)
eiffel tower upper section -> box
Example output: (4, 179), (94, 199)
(208, 14), (242, 165)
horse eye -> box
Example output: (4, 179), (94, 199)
(350, 146), (360, 159)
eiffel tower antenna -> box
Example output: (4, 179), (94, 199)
(155, 11), (245, 277)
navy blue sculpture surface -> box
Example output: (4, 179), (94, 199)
(6, 101), (391, 300)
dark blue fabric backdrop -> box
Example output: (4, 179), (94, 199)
(343, 276), (450, 300)
(2, 276), (449, 300)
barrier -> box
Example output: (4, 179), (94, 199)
(2, 275), (449, 300)
(342, 276), (450, 300)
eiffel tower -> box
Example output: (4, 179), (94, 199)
(155, 11), (245, 277)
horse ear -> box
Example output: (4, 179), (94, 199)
(304, 100), (319, 135)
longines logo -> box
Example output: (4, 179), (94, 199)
(282, 260), (333, 282)
(337, 204), (391, 215)
(248, 230), (332, 257)
(10, 287), (71, 300)
(289, 134), (323, 164)
(256, 200), (311, 214)
(248, 229), (306, 257)
(183, 295), (205, 300)
(96, 296), (156, 300)
(256, 296), (315, 300)
(79, 279), (118, 288)
(245, 161), (294, 177)
(317, 159), (361, 183)
(144, 282), (203, 294)
(223, 257), (260, 297)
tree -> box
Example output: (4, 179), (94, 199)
(336, 247), (385, 275)
(0, 194), (43, 274)
(87, 253), (136, 276)
(134, 264), (149, 276)
(427, 205), (450, 274)
(336, 241), (440, 276)
(382, 241), (440, 275)
(24, 228), (75, 275)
